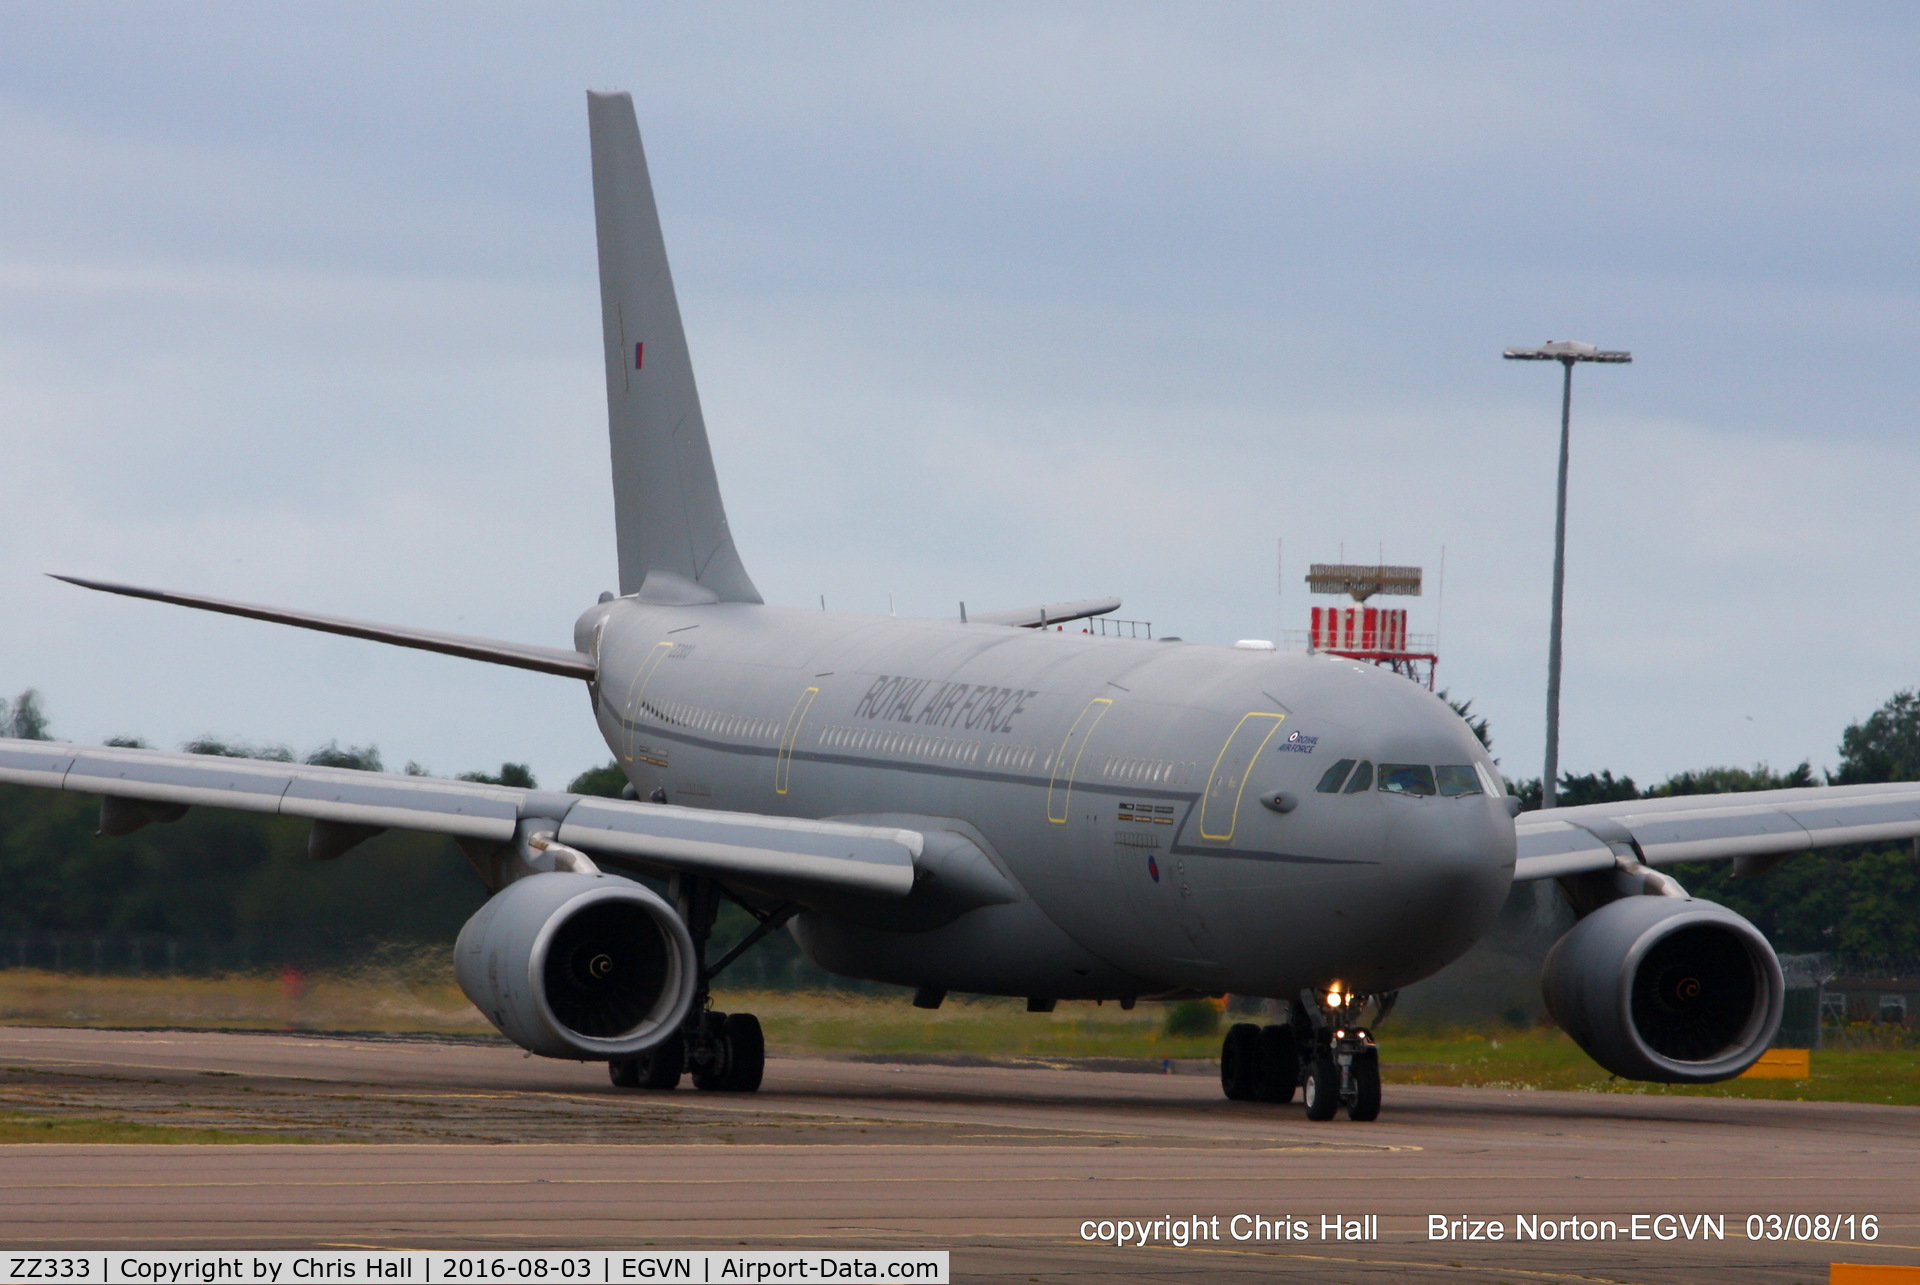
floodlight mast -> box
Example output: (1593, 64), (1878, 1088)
(1503, 340), (1631, 809)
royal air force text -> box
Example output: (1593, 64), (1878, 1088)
(853, 677), (1035, 735)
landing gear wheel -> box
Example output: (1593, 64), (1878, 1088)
(1254, 1024), (1298, 1103)
(1220, 1023), (1261, 1101)
(636, 1032), (685, 1090)
(1346, 1049), (1381, 1122)
(720, 1013), (765, 1092)
(1303, 1056), (1339, 1121)
(691, 1012), (730, 1091)
(608, 1057), (640, 1088)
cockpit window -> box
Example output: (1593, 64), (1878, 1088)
(1435, 765), (1482, 797)
(1316, 759), (1357, 793)
(1343, 760), (1375, 793)
(1378, 763), (1437, 797)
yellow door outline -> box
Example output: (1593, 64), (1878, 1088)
(1199, 712), (1286, 842)
(1047, 697), (1113, 824)
(620, 640), (674, 763)
(775, 687), (819, 795)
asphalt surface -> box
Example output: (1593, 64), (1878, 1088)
(1, 1026), (1916, 1283)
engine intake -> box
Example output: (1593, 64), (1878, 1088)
(1541, 895), (1783, 1083)
(455, 871), (696, 1060)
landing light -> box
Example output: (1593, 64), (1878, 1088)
(1326, 990), (1343, 1007)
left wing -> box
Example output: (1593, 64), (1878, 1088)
(0, 739), (918, 898)
(1513, 781), (1920, 882)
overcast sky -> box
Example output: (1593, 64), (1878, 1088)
(3, 3), (1918, 789)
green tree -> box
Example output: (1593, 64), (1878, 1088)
(567, 760), (631, 797)
(305, 742), (383, 772)
(0, 781), (486, 959)
(184, 736), (294, 761)
(1438, 689), (1491, 750)
(1658, 696), (1920, 955)
(1509, 770), (1638, 812)
(2, 689), (52, 740)
(459, 763), (537, 788)
(1833, 689), (1920, 784)
(1646, 762), (1814, 797)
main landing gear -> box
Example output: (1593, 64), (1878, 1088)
(1219, 989), (1392, 1122)
(608, 875), (792, 1095)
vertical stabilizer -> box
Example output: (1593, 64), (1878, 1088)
(588, 91), (761, 604)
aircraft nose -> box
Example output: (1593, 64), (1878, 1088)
(1359, 796), (1516, 988)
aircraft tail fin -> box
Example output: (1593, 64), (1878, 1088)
(587, 91), (761, 604)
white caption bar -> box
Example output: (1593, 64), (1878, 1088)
(0, 1252), (949, 1285)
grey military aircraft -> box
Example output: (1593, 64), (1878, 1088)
(7, 91), (1920, 1120)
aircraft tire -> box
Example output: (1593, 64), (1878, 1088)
(1254, 1025), (1298, 1103)
(721, 1013), (765, 1092)
(1303, 1056), (1339, 1121)
(1346, 1050), (1381, 1122)
(1220, 1023), (1261, 1100)
(608, 1057), (641, 1088)
(691, 1012), (730, 1091)
(636, 1032), (685, 1090)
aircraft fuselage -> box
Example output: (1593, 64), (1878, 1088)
(578, 598), (1515, 1002)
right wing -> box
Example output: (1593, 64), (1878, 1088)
(968, 597), (1122, 628)
(0, 739), (917, 898)
(51, 576), (596, 681)
(1513, 781), (1920, 882)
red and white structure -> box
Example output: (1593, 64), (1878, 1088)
(1294, 563), (1438, 689)
(1310, 603), (1411, 654)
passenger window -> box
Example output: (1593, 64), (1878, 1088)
(1343, 761), (1374, 794)
(1435, 765), (1482, 797)
(1316, 759), (1357, 793)
(1378, 764), (1436, 797)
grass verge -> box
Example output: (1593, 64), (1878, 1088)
(0, 967), (488, 1035)
(0, 1108), (310, 1144)
(1376, 1027), (1920, 1105)
(2, 974), (1912, 1106)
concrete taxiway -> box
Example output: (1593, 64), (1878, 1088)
(0, 1026), (1914, 1283)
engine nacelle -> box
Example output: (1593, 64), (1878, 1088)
(454, 871), (696, 1060)
(1541, 895), (1784, 1083)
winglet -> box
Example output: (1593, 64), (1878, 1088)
(587, 91), (761, 604)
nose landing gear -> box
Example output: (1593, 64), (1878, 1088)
(1218, 989), (1393, 1121)
(1304, 1026), (1380, 1121)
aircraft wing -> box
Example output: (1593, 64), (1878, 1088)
(50, 576), (596, 680)
(0, 738), (918, 898)
(1512, 781), (1920, 882)
(968, 597), (1122, 628)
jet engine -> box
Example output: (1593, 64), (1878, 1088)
(1541, 895), (1784, 1083)
(454, 870), (696, 1060)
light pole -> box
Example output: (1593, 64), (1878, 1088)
(1503, 340), (1631, 809)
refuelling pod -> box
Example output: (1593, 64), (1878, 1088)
(1541, 895), (1784, 1083)
(454, 870), (696, 1060)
